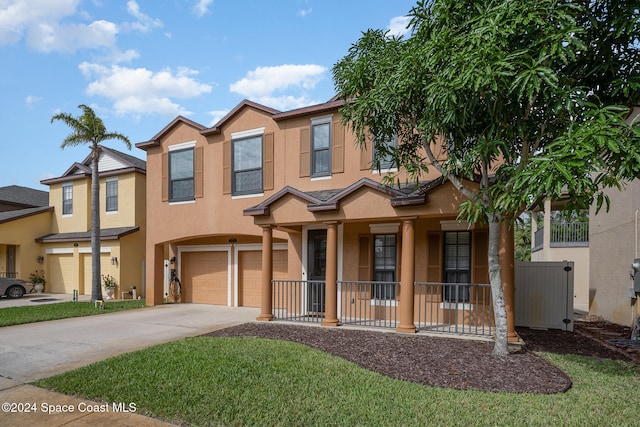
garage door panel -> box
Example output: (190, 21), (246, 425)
(49, 255), (74, 294)
(238, 250), (288, 308)
(182, 252), (228, 305)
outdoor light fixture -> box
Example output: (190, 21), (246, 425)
(228, 238), (237, 243)
(170, 256), (176, 265)
(37, 256), (44, 263)
(111, 256), (118, 265)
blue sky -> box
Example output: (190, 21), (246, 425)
(0, 0), (417, 190)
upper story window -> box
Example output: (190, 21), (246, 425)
(232, 128), (263, 195)
(373, 135), (398, 172)
(106, 177), (118, 212)
(169, 142), (195, 202)
(62, 183), (73, 215)
(311, 116), (332, 178)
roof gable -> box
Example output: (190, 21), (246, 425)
(136, 116), (207, 150)
(200, 100), (281, 136)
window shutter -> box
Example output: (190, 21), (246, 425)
(427, 232), (442, 282)
(358, 235), (371, 281)
(332, 120), (344, 173)
(299, 127), (310, 178)
(360, 134), (372, 170)
(161, 153), (168, 202)
(194, 146), (204, 198)
(472, 230), (490, 304)
(263, 132), (274, 191)
(222, 141), (231, 195)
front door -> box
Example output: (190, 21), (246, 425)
(307, 229), (326, 313)
(6, 245), (16, 278)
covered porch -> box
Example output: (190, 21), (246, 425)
(245, 177), (516, 339)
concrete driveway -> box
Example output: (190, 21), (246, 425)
(0, 303), (259, 426)
(1, 303), (259, 382)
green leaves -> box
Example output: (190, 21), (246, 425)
(51, 104), (131, 151)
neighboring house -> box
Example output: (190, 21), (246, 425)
(136, 98), (517, 338)
(530, 199), (590, 313)
(0, 186), (52, 280)
(589, 181), (640, 326)
(38, 146), (146, 297)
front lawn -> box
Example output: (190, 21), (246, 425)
(34, 336), (640, 426)
(0, 300), (146, 327)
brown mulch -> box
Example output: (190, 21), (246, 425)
(205, 318), (638, 395)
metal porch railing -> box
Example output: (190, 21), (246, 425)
(271, 280), (495, 337)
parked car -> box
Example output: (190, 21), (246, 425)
(0, 277), (34, 299)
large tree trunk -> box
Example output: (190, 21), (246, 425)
(91, 149), (103, 302)
(488, 215), (509, 356)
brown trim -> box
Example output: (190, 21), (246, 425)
(35, 226), (140, 243)
(136, 116), (206, 150)
(272, 99), (345, 122)
(200, 100), (281, 136)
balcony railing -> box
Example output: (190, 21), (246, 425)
(271, 280), (494, 337)
(533, 222), (589, 252)
(550, 222), (589, 245)
(0, 272), (18, 278)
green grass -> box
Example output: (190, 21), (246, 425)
(0, 300), (146, 327)
(34, 336), (640, 427)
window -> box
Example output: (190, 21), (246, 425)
(373, 135), (398, 171)
(106, 178), (118, 212)
(62, 184), (73, 215)
(443, 231), (471, 302)
(311, 117), (331, 177)
(232, 134), (263, 195)
(373, 234), (397, 299)
(169, 147), (194, 202)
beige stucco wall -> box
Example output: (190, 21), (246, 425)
(0, 211), (52, 280)
(589, 180), (640, 326)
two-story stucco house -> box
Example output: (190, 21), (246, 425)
(137, 98), (517, 338)
(38, 146), (146, 297)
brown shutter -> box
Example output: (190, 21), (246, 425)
(222, 141), (231, 195)
(194, 146), (203, 198)
(358, 235), (372, 299)
(360, 134), (372, 170)
(161, 153), (168, 202)
(263, 132), (274, 191)
(299, 127), (310, 178)
(427, 232), (442, 282)
(332, 120), (344, 173)
(472, 229), (490, 304)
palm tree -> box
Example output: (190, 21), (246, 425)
(51, 104), (131, 302)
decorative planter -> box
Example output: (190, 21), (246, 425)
(104, 287), (115, 300)
(33, 283), (44, 294)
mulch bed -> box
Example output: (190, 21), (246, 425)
(206, 323), (575, 394)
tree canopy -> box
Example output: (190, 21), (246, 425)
(333, 0), (640, 354)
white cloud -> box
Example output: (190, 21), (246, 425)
(124, 0), (162, 33)
(387, 15), (412, 38)
(0, 0), (79, 45)
(25, 95), (43, 108)
(208, 109), (229, 126)
(230, 64), (326, 110)
(79, 62), (213, 117)
(27, 19), (118, 53)
(297, 8), (312, 17)
(193, 0), (214, 17)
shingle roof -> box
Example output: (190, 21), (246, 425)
(0, 206), (53, 224)
(35, 226), (140, 243)
(0, 185), (49, 207)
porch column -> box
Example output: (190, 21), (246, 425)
(321, 221), (339, 327)
(500, 221), (518, 342)
(397, 217), (417, 333)
(257, 225), (274, 321)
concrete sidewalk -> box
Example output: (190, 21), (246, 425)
(0, 303), (260, 426)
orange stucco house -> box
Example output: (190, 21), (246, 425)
(137, 98), (516, 337)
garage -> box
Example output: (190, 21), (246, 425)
(182, 251), (228, 304)
(48, 254), (74, 294)
(82, 254), (112, 296)
(237, 250), (288, 307)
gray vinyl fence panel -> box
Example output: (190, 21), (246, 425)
(515, 261), (574, 331)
